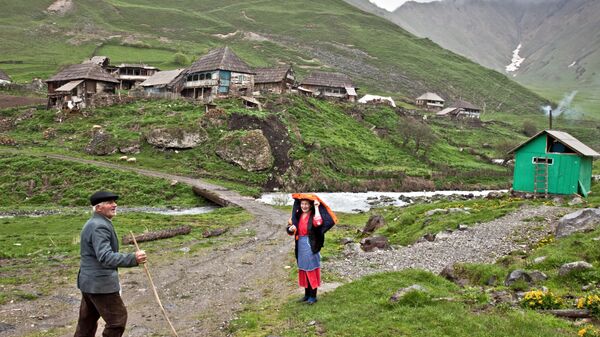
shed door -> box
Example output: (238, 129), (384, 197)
(219, 71), (230, 94)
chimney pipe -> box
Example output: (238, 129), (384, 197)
(549, 109), (552, 130)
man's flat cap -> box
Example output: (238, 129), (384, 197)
(90, 191), (119, 206)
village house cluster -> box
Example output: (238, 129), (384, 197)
(40, 45), (481, 119)
(44, 46), (359, 110)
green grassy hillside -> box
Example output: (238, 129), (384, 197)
(0, 0), (549, 114)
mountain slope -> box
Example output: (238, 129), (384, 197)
(0, 0), (549, 113)
(348, 0), (600, 118)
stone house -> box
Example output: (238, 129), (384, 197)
(299, 71), (357, 102)
(45, 63), (119, 109)
(178, 46), (255, 101)
(415, 92), (444, 110)
(140, 69), (185, 98)
(436, 100), (481, 119)
(253, 65), (295, 94)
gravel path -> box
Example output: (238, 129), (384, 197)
(325, 205), (567, 280)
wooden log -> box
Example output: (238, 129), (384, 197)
(543, 309), (592, 319)
(192, 186), (231, 207)
(123, 226), (191, 245)
(202, 228), (228, 238)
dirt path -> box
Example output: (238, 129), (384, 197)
(0, 94), (45, 109)
(1, 154), (293, 337)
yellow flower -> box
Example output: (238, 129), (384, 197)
(578, 328), (587, 337)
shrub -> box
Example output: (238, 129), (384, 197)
(521, 289), (563, 310)
(578, 326), (600, 337)
(576, 293), (600, 317)
(173, 52), (189, 66)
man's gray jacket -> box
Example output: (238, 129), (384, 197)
(77, 212), (138, 294)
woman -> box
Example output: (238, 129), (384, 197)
(286, 194), (336, 304)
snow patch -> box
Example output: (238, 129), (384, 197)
(568, 61), (577, 68)
(505, 43), (525, 74)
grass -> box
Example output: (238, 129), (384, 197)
(229, 270), (578, 337)
(0, 206), (252, 304)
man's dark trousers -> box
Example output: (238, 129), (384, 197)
(74, 292), (127, 337)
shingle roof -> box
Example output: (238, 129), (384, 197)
(300, 71), (354, 88)
(188, 46), (254, 74)
(453, 100), (480, 110)
(0, 69), (11, 82)
(141, 69), (185, 87)
(417, 92), (444, 102)
(46, 63), (119, 83)
(116, 64), (159, 70)
(509, 130), (600, 157)
(83, 56), (110, 66)
(254, 66), (291, 83)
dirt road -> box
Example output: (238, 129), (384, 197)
(0, 154), (293, 337)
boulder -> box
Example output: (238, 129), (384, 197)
(528, 270), (548, 283)
(389, 284), (427, 303)
(504, 269), (532, 286)
(362, 215), (385, 234)
(360, 235), (390, 252)
(343, 243), (362, 256)
(555, 208), (600, 238)
(558, 261), (593, 276)
(146, 127), (208, 149)
(533, 256), (547, 264)
(119, 140), (141, 154)
(439, 264), (470, 287)
(215, 130), (274, 171)
(85, 131), (117, 155)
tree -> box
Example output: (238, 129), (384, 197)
(398, 117), (436, 155)
(173, 52), (189, 66)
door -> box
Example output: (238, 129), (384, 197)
(219, 71), (230, 94)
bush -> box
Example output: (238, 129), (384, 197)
(173, 52), (189, 66)
(576, 293), (600, 317)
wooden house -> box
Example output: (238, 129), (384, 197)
(0, 69), (11, 85)
(140, 69), (184, 98)
(509, 130), (599, 197)
(253, 65), (295, 94)
(299, 71), (357, 102)
(179, 46), (255, 101)
(46, 63), (119, 109)
(112, 63), (159, 89)
(436, 100), (481, 118)
(415, 92), (444, 110)
(83, 56), (111, 68)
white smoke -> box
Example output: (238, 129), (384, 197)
(541, 90), (580, 118)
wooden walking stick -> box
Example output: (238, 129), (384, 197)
(130, 231), (179, 337)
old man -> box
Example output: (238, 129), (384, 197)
(74, 191), (146, 337)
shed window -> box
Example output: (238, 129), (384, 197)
(532, 157), (554, 165)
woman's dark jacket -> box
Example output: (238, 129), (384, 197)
(286, 200), (335, 260)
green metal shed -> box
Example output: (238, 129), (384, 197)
(509, 130), (599, 197)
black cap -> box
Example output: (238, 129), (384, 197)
(90, 191), (119, 206)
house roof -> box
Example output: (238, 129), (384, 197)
(116, 64), (159, 70)
(436, 107), (458, 116)
(188, 46), (254, 74)
(55, 80), (84, 92)
(141, 69), (184, 87)
(47, 63), (119, 83)
(509, 130), (600, 157)
(254, 66), (291, 83)
(0, 69), (11, 82)
(300, 71), (354, 88)
(83, 56), (110, 66)
(417, 92), (444, 102)
(453, 100), (480, 110)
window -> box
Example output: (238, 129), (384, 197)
(532, 157), (554, 165)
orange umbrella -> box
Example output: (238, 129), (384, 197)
(291, 193), (338, 224)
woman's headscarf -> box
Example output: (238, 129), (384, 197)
(291, 193), (338, 233)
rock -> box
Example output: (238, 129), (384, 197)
(435, 231), (452, 241)
(119, 140), (141, 154)
(486, 191), (504, 199)
(457, 224), (468, 231)
(146, 127), (208, 149)
(390, 284), (427, 303)
(440, 264), (459, 282)
(555, 208), (600, 238)
(199, 108), (228, 128)
(582, 284), (595, 291)
(528, 270), (548, 282)
(343, 243), (362, 255)
(362, 215), (385, 234)
(533, 256), (547, 264)
(43, 128), (57, 140)
(339, 237), (354, 245)
(84, 131), (117, 155)
(426, 208), (446, 216)
(360, 235), (390, 252)
(215, 130), (274, 171)
(569, 197), (584, 206)
(423, 233), (436, 242)
(202, 228), (228, 238)
(119, 156), (128, 161)
(558, 261), (593, 276)
(126, 157), (137, 163)
(485, 275), (498, 286)
(504, 269), (532, 286)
